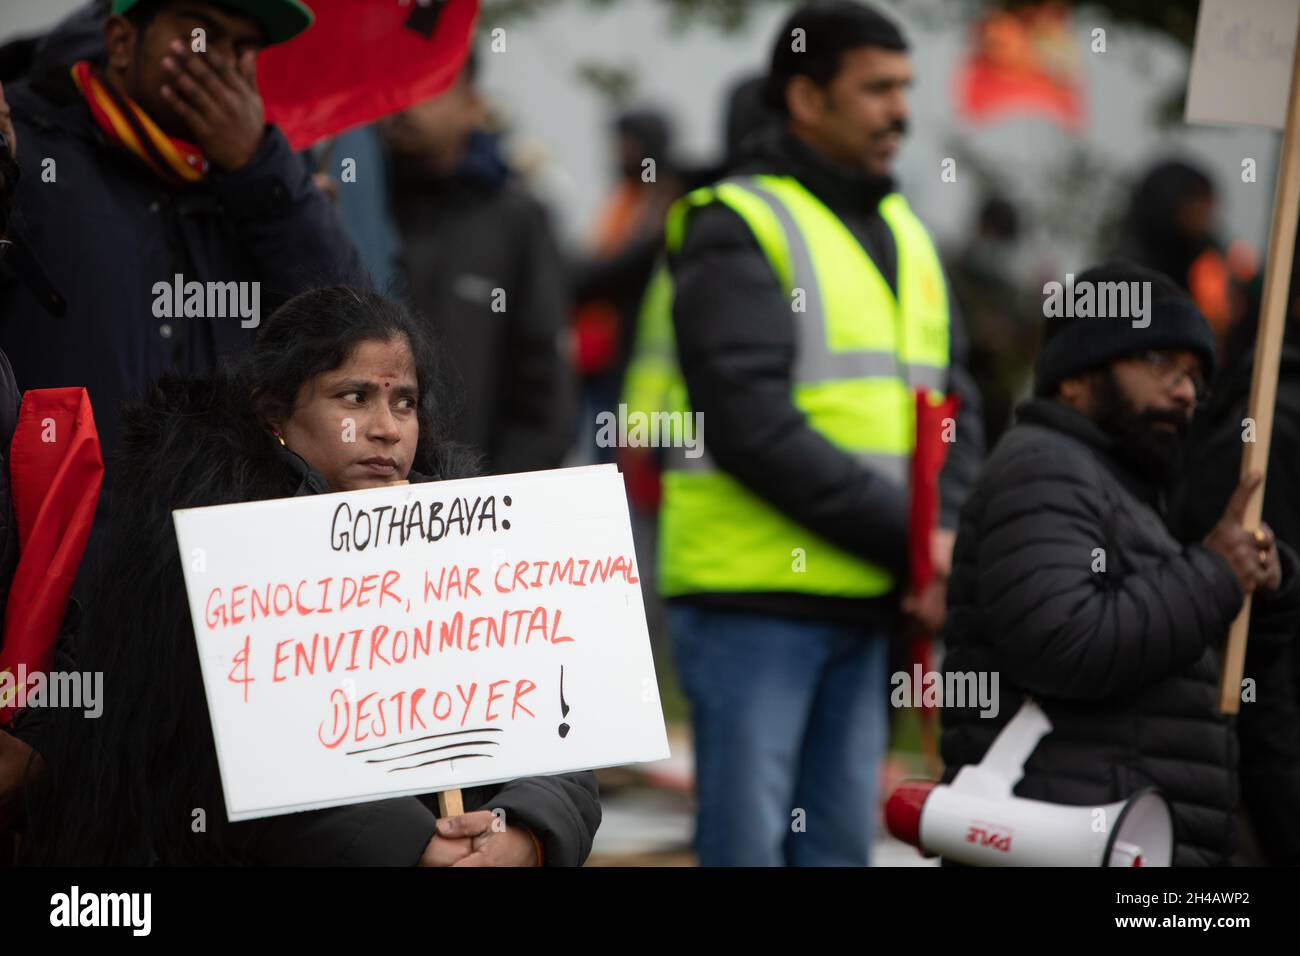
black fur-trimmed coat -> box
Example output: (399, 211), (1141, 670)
(24, 372), (600, 866)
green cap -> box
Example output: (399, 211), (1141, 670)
(111, 0), (315, 47)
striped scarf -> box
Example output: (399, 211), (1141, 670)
(71, 60), (209, 186)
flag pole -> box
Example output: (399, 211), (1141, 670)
(1217, 11), (1300, 714)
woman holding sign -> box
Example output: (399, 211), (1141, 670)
(25, 288), (601, 866)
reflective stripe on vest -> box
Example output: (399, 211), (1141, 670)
(620, 263), (677, 422)
(653, 174), (950, 599)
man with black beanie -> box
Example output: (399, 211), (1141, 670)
(940, 260), (1299, 865)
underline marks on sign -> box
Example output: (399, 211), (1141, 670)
(345, 726), (502, 773)
(385, 753), (494, 774)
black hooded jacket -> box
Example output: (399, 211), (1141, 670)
(24, 371), (600, 866)
(940, 398), (1300, 866)
(0, 4), (369, 466)
(667, 125), (984, 627)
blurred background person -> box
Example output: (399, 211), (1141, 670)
(311, 126), (403, 291)
(943, 195), (1040, 446)
(617, 74), (777, 681)
(380, 51), (575, 475)
(1113, 158), (1254, 349)
(571, 107), (681, 463)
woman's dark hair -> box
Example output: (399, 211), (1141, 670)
(238, 286), (455, 478)
(765, 1), (909, 113)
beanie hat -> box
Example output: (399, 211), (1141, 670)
(1033, 260), (1217, 396)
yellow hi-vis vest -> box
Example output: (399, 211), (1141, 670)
(632, 173), (950, 599)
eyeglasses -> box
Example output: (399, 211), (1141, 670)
(1131, 350), (1206, 398)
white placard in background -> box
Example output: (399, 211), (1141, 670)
(173, 464), (669, 822)
(1185, 0), (1299, 128)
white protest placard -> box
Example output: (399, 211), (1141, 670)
(172, 464), (669, 822)
(1185, 0), (1300, 128)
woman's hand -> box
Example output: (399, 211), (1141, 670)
(459, 824), (539, 867)
(418, 829), (473, 867)
(418, 810), (540, 867)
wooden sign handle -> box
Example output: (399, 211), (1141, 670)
(437, 789), (464, 817)
(389, 477), (464, 814)
(1217, 12), (1300, 714)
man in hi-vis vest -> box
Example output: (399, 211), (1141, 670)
(659, 2), (983, 866)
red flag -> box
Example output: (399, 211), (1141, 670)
(259, 0), (480, 151)
(908, 389), (960, 598)
(907, 388), (960, 723)
(0, 389), (103, 726)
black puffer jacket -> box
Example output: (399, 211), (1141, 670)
(940, 398), (1297, 866)
(26, 371), (600, 866)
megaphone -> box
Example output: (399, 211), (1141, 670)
(885, 700), (1175, 866)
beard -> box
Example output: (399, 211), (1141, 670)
(1089, 368), (1189, 488)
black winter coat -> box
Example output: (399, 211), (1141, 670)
(940, 398), (1298, 866)
(23, 371), (600, 866)
(0, 20), (369, 464)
